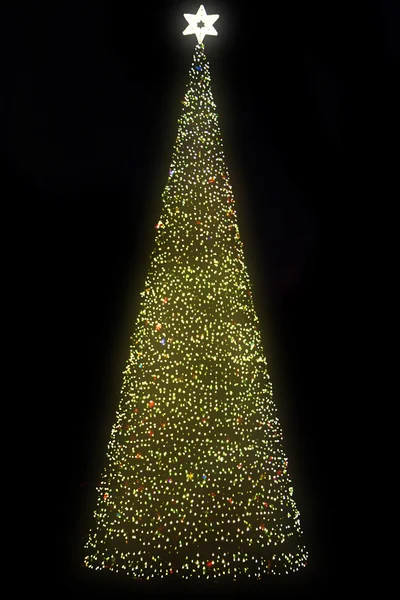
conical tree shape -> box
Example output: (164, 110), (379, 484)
(84, 43), (307, 580)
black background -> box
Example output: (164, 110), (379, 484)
(2, 0), (398, 596)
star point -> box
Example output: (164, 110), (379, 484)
(183, 5), (219, 44)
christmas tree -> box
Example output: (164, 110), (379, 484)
(84, 5), (308, 580)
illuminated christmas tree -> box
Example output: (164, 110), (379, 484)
(84, 5), (308, 580)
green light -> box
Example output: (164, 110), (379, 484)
(84, 40), (307, 581)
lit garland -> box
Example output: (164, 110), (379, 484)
(84, 41), (308, 581)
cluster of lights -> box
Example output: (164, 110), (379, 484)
(84, 39), (307, 580)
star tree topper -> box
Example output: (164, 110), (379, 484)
(183, 5), (219, 44)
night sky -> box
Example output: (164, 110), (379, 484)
(3, 0), (398, 595)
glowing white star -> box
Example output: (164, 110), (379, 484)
(183, 5), (219, 44)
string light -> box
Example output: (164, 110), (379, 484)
(84, 28), (307, 581)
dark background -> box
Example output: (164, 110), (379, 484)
(2, 0), (398, 595)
